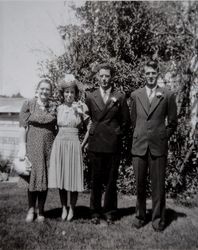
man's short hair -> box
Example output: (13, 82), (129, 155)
(144, 60), (159, 72)
(96, 63), (114, 75)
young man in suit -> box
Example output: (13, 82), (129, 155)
(85, 63), (130, 224)
(130, 60), (177, 231)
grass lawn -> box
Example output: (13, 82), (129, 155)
(0, 182), (198, 250)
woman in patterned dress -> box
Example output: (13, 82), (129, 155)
(18, 79), (57, 223)
(48, 80), (89, 221)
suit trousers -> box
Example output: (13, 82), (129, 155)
(88, 151), (120, 217)
(133, 148), (166, 226)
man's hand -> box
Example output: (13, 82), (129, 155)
(81, 142), (88, 153)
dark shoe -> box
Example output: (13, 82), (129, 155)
(152, 222), (165, 232)
(133, 218), (146, 229)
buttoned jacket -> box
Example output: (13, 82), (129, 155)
(130, 86), (177, 156)
(85, 88), (130, 153)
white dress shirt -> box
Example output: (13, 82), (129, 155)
(100, 86), (112, 103)
(145, 85), (157, 103)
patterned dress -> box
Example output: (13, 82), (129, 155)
(48, 102), (88, 192)
(18, 98), (57, 191)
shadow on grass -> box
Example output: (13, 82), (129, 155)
(45, 206), (91, 220)
(75, 206), (137, 221)
(116, 206), (136, 220)
(75, 206), (91, 220)
(146, 208), (187, 229)
(165, 208), (187, 227)
(45, 206), (136, 221)
(45, 208), (62, 219)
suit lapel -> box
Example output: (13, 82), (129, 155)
(137, 87), (150, 115)
(148, 87), (164, 117)
(105, 89), (115, 107)
(92, 89), (105, 111)
(97, 89), (118, 122)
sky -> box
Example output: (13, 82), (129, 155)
(0, 0), (83, 98)
(0, 0), (189, 98)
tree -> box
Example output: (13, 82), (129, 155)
(38, 1), (198, 196)
(11, 92), (24, 98)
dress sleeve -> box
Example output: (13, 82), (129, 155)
(19, 99), (30, 128)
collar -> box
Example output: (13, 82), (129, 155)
(100, 86), (112, 96)
(145, 85), (158, 96)
(37, 97), (48, 107)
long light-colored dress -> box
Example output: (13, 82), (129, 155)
(18, 98), (57, 191)
(48, 102), (88, 192)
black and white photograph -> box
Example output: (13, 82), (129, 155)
(0, 0), (198, 249)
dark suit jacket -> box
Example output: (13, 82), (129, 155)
(85, 88), (130, 153)
(130, 86), (177, 156)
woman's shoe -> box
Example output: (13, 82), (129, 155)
(67, 207), (74, 221)
(25, 207), (35, 223)
(37, 215), (45, 223)
(61, 206), (67, 221)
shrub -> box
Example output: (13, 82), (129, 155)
(0, 156), (11, 174)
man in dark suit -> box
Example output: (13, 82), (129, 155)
(85, 63), (130, 224)
(130, 60), (177, 231)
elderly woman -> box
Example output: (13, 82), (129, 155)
(18, 79), (57, 223)
(48, 79), (89, 221)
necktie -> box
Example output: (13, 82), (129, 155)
(103, 90), (108, 103)
(149, 89), (154, 103)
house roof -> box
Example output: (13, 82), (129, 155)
(0, 97), (26, 113)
